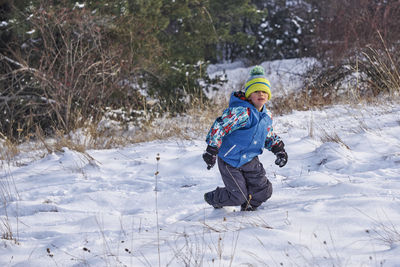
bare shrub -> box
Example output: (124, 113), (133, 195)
(359, 33), (400, 96)
(306, 0), (400, 103)
(315, 0), (400, 64)
(0, 2), (146, 141)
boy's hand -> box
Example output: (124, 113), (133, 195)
(271, 141), (288, 167)
(202, 145), (218, 170)
(275, 151), (288, 167)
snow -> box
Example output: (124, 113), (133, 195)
(74, 2), (85, 9)
(207, 58), (318, 99)
(1, 60), (400, 266)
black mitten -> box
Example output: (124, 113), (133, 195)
(275, 151), (288, 167)
(271, 141), (288, 168)
(202, 145), (218, 170)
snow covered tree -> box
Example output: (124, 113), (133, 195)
(247, 0), (318, 62)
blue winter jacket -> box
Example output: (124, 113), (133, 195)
(206, 92), (281, 168)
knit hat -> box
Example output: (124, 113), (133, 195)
(244, 65), (271, 100)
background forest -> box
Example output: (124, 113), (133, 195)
(1, 0), (399, 144)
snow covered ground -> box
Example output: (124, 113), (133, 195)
(1, 57), (400, 266)
(1, 101), (400, 266)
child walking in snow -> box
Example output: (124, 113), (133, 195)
(202, 65), (288, 211)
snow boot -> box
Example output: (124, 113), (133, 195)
(240, 202), (257, 211)
(204, 192), (222, 209)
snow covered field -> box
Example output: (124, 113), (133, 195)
(1, 58), (400, 266)
(1, 101), (400, 266)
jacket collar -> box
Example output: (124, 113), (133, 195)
(230, 91), (267, 115)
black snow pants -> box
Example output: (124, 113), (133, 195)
(207, 156), (273, 208)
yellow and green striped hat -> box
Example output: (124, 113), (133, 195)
(244, 65), (271, 100)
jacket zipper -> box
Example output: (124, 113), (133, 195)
(224, 144), (237, 157)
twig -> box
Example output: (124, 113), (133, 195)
(155, 153), (161, 267)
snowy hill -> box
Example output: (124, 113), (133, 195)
(1, 101), (400, 266)
(206, 58), (317, 98)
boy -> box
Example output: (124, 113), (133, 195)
(202, 65), (288, 211)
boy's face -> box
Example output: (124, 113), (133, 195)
(248, 90), (268, 111)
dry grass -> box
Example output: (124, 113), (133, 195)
(270, 90), (335, 116)
(361, 32), (400, 96)
(0, 147), (17, 167)
(357, 208), (400, 247)
(271, 80), (399, 118)
(0, 133), (19, 164)
(0, 168), (19, 243)
(319, 129), (350, 149)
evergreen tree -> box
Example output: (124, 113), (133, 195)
(249, 0), (318, 61)
(208, 0), (267, 62)
(159, 0), (216, 64)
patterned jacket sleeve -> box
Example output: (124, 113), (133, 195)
(264, 109), (282, 151)
(206, 106), (250, 148)
(264, 126), (282, 151)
